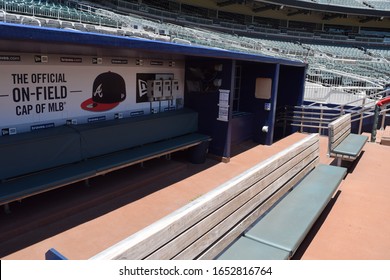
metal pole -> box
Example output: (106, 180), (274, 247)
(358, 97), (365, 134)
(319, 103), (323, 135)
(371, 105), (380, 143)
(300, 107), (303, 133)
(380, 107), (387, 130)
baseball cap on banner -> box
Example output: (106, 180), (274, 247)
(81, 71), (126, 112)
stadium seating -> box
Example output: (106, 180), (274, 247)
(0, 0), (388, 102)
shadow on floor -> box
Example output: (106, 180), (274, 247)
(0, 151), (220, 258)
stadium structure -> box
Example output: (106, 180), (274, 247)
(1, 0), (389, 132)
(0, 0), (389, 260)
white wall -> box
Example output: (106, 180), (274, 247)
(0, 52), (185, 135)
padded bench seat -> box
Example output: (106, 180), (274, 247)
(215, 235), (290, 260)
(328, 113), (368, 165)
(217, 164), (347, 260)
(1, 108), (211, 211)
(0, 133), (210, 207)
(331, 133), (368, 158)
(0, 164), (96, 209)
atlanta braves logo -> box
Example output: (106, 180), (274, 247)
(93, 83), (103, 98)
(81, 71), (126, 112)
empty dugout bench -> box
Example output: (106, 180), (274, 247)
(0, 108), (211, 213)
(327, 113), (368, 166)
(72, 133), (346, 260)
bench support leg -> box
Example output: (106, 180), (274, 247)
(84, 179), (90, 187)
(165, 153), (171, 160)
(4, 203), (11, 214)
(337, 158), (342, 167)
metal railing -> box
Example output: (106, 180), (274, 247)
(277, 89), (390, 137)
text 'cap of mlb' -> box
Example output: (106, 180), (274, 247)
(81, 71), (126, 112)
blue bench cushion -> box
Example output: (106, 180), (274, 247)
(332, 134), (368, 157)
(217, 236), (290, 260)
(244, 164), (347, 257)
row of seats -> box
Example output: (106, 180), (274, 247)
(1, 0), (388, 91)
(0, 0), (117, 26)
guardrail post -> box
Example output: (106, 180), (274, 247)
(380, 109), (386, 130)
(371, 105), (380, 143)
(319, 104), (323, 135)
(358, 98), (365, 135)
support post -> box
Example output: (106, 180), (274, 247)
(371, 105), (380, 143)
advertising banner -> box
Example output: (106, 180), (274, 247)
(0, 53), (184, 135)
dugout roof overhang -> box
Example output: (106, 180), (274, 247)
(0, 22), (305, 68)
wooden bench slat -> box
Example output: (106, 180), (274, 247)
(331, 119), (350, 140)
(329, 114), (351, 151)
(328, 114), (350, 131)
(331, 128), (350, 151)
(330, 118), (350, 137)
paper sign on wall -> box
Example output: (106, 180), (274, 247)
(217, 89), (230, 122)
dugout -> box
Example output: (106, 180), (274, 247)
(0, 22), (306, 162)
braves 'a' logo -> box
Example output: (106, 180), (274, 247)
(93, 83), (103, 98)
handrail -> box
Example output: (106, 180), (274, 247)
(338, 88), (389, 109)
(277, 90), (390, 136)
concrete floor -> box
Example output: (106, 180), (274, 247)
(1, 132), (389, 260)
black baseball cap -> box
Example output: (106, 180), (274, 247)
(81, 71), (126, 112)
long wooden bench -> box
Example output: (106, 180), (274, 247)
(0, 108), (211, 212)
(327, 113), (368, 166)
(217, 164), (346, 259)
(83, 133), (346, 260)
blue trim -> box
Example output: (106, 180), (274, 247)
(266, 64), (280, 145)
(45, 248), (68, 260)
(0, 22), (305, 67)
